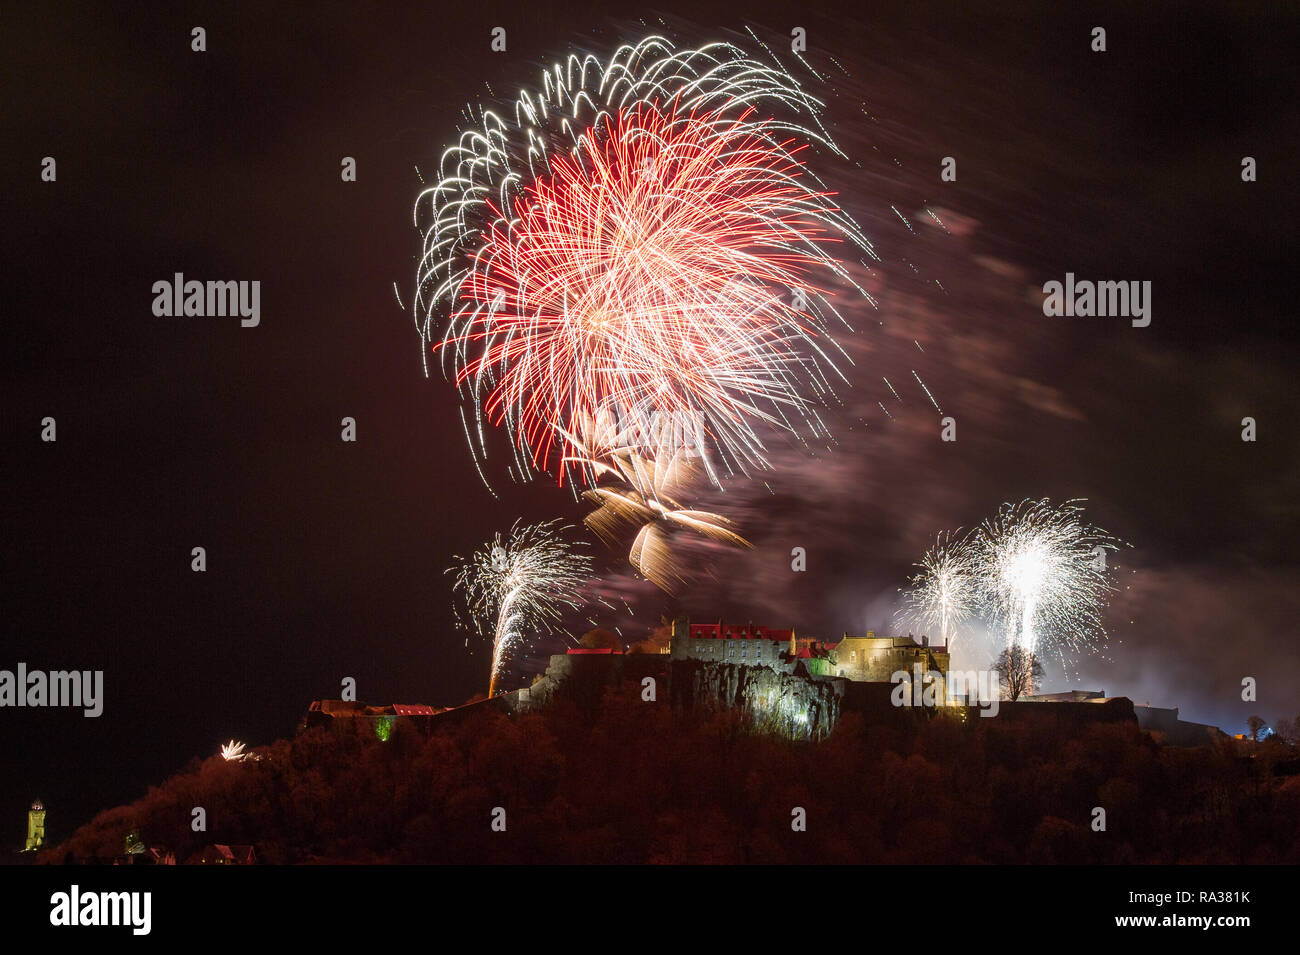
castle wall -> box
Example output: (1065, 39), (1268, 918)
(506, 652), (671, 716)
(833, 637), (949, 683)
(1133, 705), (1225, 746)
(671, 636), (787, 668)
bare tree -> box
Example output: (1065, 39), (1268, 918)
(1246, 715), (1267, 742)
(1272, 716), (1299, 746)
(992, 646), (1043, 702)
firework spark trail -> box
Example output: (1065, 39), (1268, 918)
(897, 529), (978, 651)
(577, 428), (752, 593)
(413, 37), (877, 491)
(449, 520), (594, 697)
(971, 499), (1122, 661)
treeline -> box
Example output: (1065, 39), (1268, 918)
(45, 688), (1300, 864)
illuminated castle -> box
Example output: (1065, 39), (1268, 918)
(24, 799), (45, 852)
(669, 620), (794, 668)
(670, 617), (949, 684)
(831, 632), (949, 683)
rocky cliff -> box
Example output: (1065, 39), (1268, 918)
(668, 659), (844, 739)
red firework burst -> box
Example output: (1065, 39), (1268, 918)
(442, 99), (853, 487)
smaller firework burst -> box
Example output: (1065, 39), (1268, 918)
(220, 740), (258, 762)
(450, 520), (594, 697)
(897, 529), (978, 651)
(570, 412), (750, 593)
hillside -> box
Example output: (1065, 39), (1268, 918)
(41, 681), (1300, 865)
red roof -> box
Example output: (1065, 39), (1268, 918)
(566, 647), (622, 654)
(393, 704), (438, 715)
(200, 844), (256, 864)
(796, 641), (837, 659)
(688, 622), (793, 642)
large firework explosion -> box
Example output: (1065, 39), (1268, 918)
(413, 36), (875, 575)
(449, 520), (594, 697)
(413, 37), (874, 484)
(970, 499), (1122, 662)
(896, 529), (978, 652)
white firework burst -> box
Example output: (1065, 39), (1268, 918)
(897, 529), (978, 651)
(220, 740), (258, 762)
(971, 498), (1122, 661)
(412, 34), (877, 489)
(449, 519), (594, 696)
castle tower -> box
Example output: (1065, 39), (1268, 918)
(24, 799), (45, 852)
(670, 616), (690, 659)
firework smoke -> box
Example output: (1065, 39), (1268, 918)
(449, 520), (594, 697)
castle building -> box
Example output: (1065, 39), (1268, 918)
(795, 641), (838, 676)
(669, 619), (794, 668)
(670, 618), (949, 685)
(832, 632), (950, 683)
(191, 844), (257, 865)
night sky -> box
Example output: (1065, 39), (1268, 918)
(4, 0), (1297, 841)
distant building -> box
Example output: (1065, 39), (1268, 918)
(1131, 704), (1227, 747)
(116, 841), (176, 866)
(299, 700), (443, 737)
(1022, 693), (1228, 747)
(1021, 690), (1107, 703)
(192, 844), (257, 865)
(24, 799), (45, 852)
